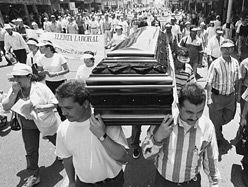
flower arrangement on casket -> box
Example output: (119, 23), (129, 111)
(86, 26), (175, 126)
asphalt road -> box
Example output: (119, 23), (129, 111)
(0, 49), (248, 187)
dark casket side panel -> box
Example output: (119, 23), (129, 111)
(86, 27), (174, 126)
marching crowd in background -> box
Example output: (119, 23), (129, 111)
(0, 5), (248, 187)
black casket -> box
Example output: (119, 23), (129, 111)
(86, 26), (175, 126)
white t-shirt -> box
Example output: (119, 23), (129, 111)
(112, 33), (126, 46)
(37, 53), (67, 82)
(75, 64), (96, 82)
(56, 119), (128, 183)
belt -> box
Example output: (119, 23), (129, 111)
(173, 173), (199, 186)
(77, 170), (123, 186)
(212, 88), (234, 96)
(91, 27), (97, 29)
(104, 29), (111, 30)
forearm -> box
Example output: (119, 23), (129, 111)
(38, 103), (57, 111)
(206, 82), (212, 98)
(142, 134), (163, 160)
(2, 91), (18, 111)
(241, 102), (248, 119)
(101, 136), (128, 161)
(63, 157), (75, 183)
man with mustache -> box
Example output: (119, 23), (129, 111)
(142, 83), (220, 187)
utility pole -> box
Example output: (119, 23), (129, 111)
(242, 0), (245, 11)
(225, 0), (233, 39)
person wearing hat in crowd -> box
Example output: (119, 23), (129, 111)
(75, 51), (97, 83)
(55, 79), (129, 187)
(105, 25), (126, 49)
(174, 46), (196, 94)
(49, 15), (62, 33)
(206, 20), (216, 42)
(31, 22), (39, 30)
(15, 18), (27, 41)
(179, 26), (203, 76)
(198, 22), (207, 49)
(36, 40), (69, 121)
(164, 23), (177, 53)
(206, 39), (241, 147)
(43, 17), (51, 32)
(171, 17), (182, 44)
(206, 27), (225, 67)
(151, 15), (161, 28)
(142, 83), (220, 187)
(182, 21), (191, 38)
(2, 63), (61, 187)
(26, 38), (45, 83)
(4, 24), (29, 64)
(66, 16), (79, 34)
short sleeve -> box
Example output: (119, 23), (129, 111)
(55, 125), (72, 158)
(106, 126), (129, 149)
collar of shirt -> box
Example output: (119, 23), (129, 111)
(177, 114), (204, 134)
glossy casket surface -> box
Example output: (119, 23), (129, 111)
(86, 26), (174, 125)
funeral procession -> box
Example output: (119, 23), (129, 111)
(1, 0), (248, 187)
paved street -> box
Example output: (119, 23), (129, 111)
(0, 48), (248, 187)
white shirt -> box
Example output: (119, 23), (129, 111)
(26, 50), (43, 67)
(56, 119), (128, 183)
(4, 31), (29, 52)
(75, 64), (96, 82)
(37, 53), (67, 82)
(206, 35), (224, 58)
(171, 24), (181, 43)
(206, 26), (216, 41)
(112, 33), (126, 46)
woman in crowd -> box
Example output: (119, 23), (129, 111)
(2, 63), (61, 187)
(75, 51), (97, 83)
(26, 38), (45, 83)
(37, 40), (69, 121)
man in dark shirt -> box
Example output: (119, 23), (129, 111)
(236, 17), (248, 61)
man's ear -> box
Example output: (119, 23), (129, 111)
(83, 100), (90, 108)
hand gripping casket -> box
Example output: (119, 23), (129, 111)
(86, 26), (175, 126)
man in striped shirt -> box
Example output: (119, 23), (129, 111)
(174, 46), (196, 95)
(206, 39), (241, 145)
(142, 83), (220, 187)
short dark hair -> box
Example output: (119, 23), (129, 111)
(178, 83), (206, 107)
(56, 80), (91, 105)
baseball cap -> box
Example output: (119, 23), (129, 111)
(216, 27), (223, 34)
(185, 21), (191, 25)
(8, 63), (32, 76)
(4, 24), (12, 30)
(37, 40), (54, 47)
(27, 38), (39, 46)
(221, 39), (234, 48)
(115, 25), (122, 30)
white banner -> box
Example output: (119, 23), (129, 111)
(26, 30), (105, 72)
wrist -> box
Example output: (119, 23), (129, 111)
(153, 135), (163, 145)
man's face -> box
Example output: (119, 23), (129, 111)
(174, 56), (185, 69)
(178, 100), (205, 126)
(6, 29), (13, 35)
(221, 47), (234, 57)
(57, 97), (89, 122)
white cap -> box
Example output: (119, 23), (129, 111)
(4, 24), (12, 30)
(8, 63), (32, 76)
(221, 39), (234, 48)
(37, 40), (54, 47)
(81, 53), (94, 59)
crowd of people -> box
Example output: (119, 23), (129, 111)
(0, 5), (248, 187)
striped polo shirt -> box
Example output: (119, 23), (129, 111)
(175, 64), (196, 94)
(207, 56), (241, 95)
(142, 114), (220, 184)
